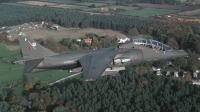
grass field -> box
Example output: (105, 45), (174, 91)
(95, 0), (116, 4)
(41, 0), (78, 4)
(4, 44), (20, 51)
(177, 9), (200, 16)
(0, 43), (77, 96)
(51, 4), (89, 9)
(0, 44), (23, 95)
(107, 6), (138, 10)
(0, 44), (21, 59)
(116, 8), (179, 17)
(85, 6), (138, 12)
(73, 2), (107, 7)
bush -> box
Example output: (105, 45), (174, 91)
(70, 44), (79, 50)
(89, 4), (95, 8)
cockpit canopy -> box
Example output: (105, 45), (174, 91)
(133, 38), (172, 51)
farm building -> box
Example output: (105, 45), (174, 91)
(166, 71), (171, 76)
(174, 72), (178, 77)
(156, 70), (161, 75)
(84, 38), (92, 45)
(193, 72), (198, 78)
(97, 8), (108, 12)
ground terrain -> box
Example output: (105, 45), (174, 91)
(14, 1), (199, 18)
(0, 43), (80, 96)
(1, 26), (126, 96)
(130, 3), (199, 11)
(9, 27), (127, 41)
(2, 0), (200, 97)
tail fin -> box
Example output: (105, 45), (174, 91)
(18, 32), (58, 59)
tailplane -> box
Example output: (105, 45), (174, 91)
(18, 32), (58, 59)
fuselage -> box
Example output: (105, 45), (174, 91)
(16, 33), (188, 79)
(34, 47), (117, 72)
(32, 41), (188, 73)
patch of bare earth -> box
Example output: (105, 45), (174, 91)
(17, 1), (57, 6)
(129, 3), (200, 11)
(4, 45), (20, 51)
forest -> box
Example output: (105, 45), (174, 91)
(1, 2), (200, 112)
(1, 73), (200, 112)
(0, 4), (157, 32)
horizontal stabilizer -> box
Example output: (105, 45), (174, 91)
(23, 58), (43, 74)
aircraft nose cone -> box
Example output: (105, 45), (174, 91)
(175, 50), (188, 58)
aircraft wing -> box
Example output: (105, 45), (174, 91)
(79, 49), (118, 81)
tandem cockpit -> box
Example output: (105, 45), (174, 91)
(133, 38), (172, 51)
(118, 38), (172, 51)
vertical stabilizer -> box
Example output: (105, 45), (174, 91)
(18, 32), (58, 59)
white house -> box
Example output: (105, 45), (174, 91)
(193, 72), (198, 78)
(174, 72), (178, 77)
(166, 71), (171, 76)
(118, 37), (130, 43)
(156, 70), (161, 75)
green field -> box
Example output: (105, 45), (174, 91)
(84, 6), (138, 12)
(51, 4), (89, 9)
(95, 0), (116, 4)
(41, 0), (78, 4)
(116, 8), (179, 17)
(0, 43), (78, 96)
(73, 2), (107, 7)
(107, 6), (138, 10)
(83, 8), (97, 12)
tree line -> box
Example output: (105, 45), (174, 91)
(1, 72), (200, 112)
(0, 4), (157, 33)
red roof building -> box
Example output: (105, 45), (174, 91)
(84, 38), (92, 45)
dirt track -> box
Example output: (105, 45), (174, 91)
(130, 3), (200, 11)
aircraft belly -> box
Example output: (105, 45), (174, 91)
(36, 59), (79, 70)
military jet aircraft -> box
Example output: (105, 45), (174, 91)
(13, 33), (188, 81)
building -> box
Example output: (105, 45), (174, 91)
(174, 72), (178, 77)
(7, 35), (12, 41)
(156, 70), (161, 75)
(84, 38), (92, 45)
(97, 8), (109, 12)
(76, 39), (81, 42)
(118, 37), (130, 43)
(51, 26), (58, 30)
(193, 72), (198, 78)
(166, 71), (171, 76)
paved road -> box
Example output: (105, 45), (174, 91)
(49, 72), (82, 86)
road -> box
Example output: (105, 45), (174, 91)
(49, 72), (82, 86)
